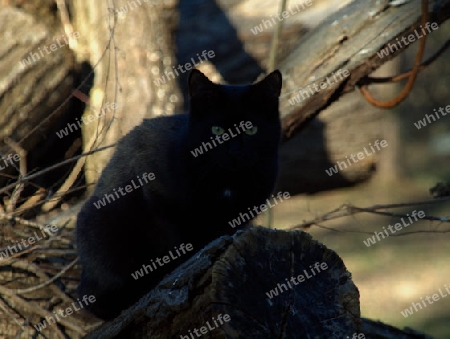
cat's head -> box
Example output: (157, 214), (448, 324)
(187, 69), (282, 171)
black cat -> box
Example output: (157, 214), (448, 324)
(76, 69), (282, 319)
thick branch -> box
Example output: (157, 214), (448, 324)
(279, 0), (450, 140)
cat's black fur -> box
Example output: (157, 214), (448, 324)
(76, 69), (282, 319)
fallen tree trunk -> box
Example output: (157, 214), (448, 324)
(278, 0), (450, 139)
(84, 227), (433, 338)
(275, 0), (450, 193)
(84, 227), (360, 338)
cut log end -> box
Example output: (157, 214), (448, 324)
(86, 227), (361, 338)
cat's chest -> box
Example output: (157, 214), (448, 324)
(217, 186), (254, 207)
(223, 187), (233, 199)
(212, 172), (265, 202)
(201, 185), (241, 203)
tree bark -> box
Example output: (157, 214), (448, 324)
(71, 0), (182, 187)
(278, 0), (450, 139)
(83, 227), (434, 339)
(0, 5), (74, 186)
(84, 227), (361, 338)
(274, 0), (449, 193)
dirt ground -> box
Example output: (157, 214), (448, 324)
(261, 174), (450, 338)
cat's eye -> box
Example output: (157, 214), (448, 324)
(212, 126), (225, 135)
(245, 126), (258, 135)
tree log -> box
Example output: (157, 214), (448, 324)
(84, 227), (361, 338)
(274, 0), (450, 193)
(361, 318), (433, 339)
(83, 226), (434, 338)
(278, 0), (450, 139)
(0, 5), (74, 186)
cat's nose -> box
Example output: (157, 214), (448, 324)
(228, 139), (242, 155)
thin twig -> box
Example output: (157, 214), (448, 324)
(0, 298), (26, 331)
(14, 258), (78, 295)
(0, 284), (86, 336)
(287, 197), (450, 231)
(302, 222), (450, 237)
(0, 144), (116, 195)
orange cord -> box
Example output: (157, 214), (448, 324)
(363, 38), (450, 84)
(359, 0), (429, 108)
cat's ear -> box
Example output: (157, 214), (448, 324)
(254, 70), (282, 97)
(188, 69), (216, 97)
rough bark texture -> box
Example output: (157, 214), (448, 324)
(84, 227), (361, 338)
(278, 0), (450, 138)
(71, 0), (182, 187)
(83, 227), (435, 339)
(0, 5), (74, 186)
(273, 0), (450, 193)
(0, 212), (438, 338)
(361, 318), (434, 339)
